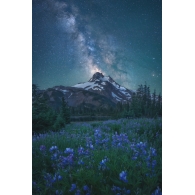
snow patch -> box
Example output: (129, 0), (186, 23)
(101, 77), (109, 82)
(111, 92), (122, 100)
(62, 90), (68, 94)
(68, 93), (72, 98)
(73, 82), (94, 89)
(119, 86), (126, 91)
(73, 82), (103, 91)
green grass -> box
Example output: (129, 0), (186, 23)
(32, 118), (162, 195)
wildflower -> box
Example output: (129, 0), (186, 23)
(150, 147), (157, 156)
(44, 173), (54, 187)
(151, 186), (162, 195)
(99, 157), (109, 170)
(142, 149), (147, 155)
(75, 189), (81, 195)
(112, 185), (130, 194)
(32, 181), (40, 192)
(132, 156), (137, 160)
(94, 129), (101, 137)
(64, 148), (74, 154)
(83, 185), (91, 194)
(78, 159), (84, 165)
(69, 184), (77, 192)
(49, 146), (58, 153)
(111, 185), (121, 193)
(89, 144), (93, 149)
(40, 145), (46, 152)
(59, 154), (74, 167)
(152, 160), (157, 168)
(55, 190), (63, 195)
(57, 174), (62, 181)
(51, 153), (58, 161)
(78, 146), (90, 156)
(83, 185), (89, 191)
(86, 141), (94, 149)
(119, 171), (128, 183)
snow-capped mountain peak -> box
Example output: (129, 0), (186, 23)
(37, 72), (134, 111)
(72, 72), (133, 103)
(88, 72), (104, 82)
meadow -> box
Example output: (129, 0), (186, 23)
(32, 118), (162, 195)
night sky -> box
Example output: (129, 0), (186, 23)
(32, 0), (162, 94)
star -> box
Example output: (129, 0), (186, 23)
(32, 0), (162, 94)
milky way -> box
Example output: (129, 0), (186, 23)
(33, 0), (162, 94)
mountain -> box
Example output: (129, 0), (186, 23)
(73, 72), (133, 103)
(39, 72), (134, 110)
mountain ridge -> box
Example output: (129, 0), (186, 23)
(38, 72), (134, 110)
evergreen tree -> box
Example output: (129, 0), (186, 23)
(157, 93), (162, 116)
(32, 84), (56, 134)
(60, 97), (70, 124)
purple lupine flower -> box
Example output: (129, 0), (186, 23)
(132, 156), (137, 160)
(32, 181), (40, 192)
(89, 144), (93, 149)
(78, 146), (90, 156)
(94, 129), (101, 137)
(67, 153), (74, 164)
(69, 184), (77, 192)
(142, 149), (147, 155)
(83, 185), (89, 191)
(147, 156), (151, 161)
(75, 189), (81, 195)
(111, 185), (121, 193)
(99, 157), (109, 170)
(86, 140), (94, 149)
(59, 153), (74, 167)
(40, 145), (46, 152)
(78, 147), (85, 155)
(58, 175), (62, 180)
(64, 148), (74, 154)
(44, 173), (54, 187)
(55, 190), (63, 195)
(83, 185), (91, 194)
(151, 160), (157, 168)
(150, 147), (157, 156)
(119, 171), (128, 183)
(112, 133), (129, 147)
(137, 142), (147, 150)
(51, 153), (58, 161)
(49, 146), (58, 153)
(112, 185), (130, 194)
(78, 159), (84, 165)
(151, 186), (162, 195)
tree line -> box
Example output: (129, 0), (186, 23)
(114, 83), (162, 118)
(32, 83), (162, 134)
(32, 84), (70, 135)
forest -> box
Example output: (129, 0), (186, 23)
(32, 83), (162, 135)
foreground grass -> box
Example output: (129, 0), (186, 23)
(32, 118), (162, 195)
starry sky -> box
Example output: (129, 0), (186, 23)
(32, 0), (162, 94)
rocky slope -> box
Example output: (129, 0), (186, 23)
(39, 72), (134, 110)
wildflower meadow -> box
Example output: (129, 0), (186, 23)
(32, 118), (162, 195)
